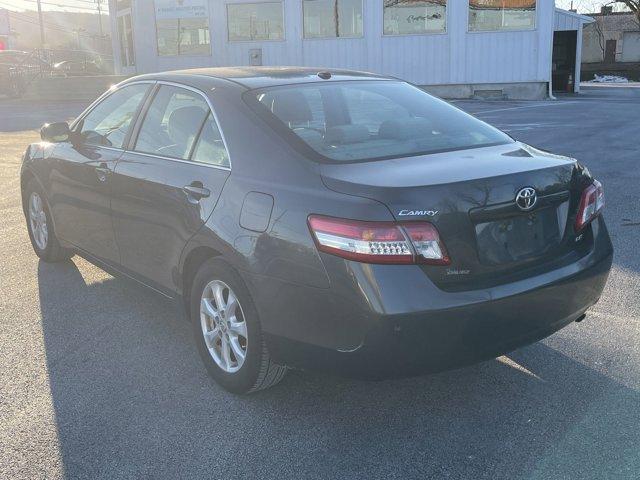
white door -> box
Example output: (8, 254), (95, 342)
(622, 31), (640, 63)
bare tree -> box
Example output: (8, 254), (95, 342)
(585, 0), (640, 61)
(612, 0), (640, 27)
(593, 14), (606, 60)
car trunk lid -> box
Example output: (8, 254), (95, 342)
(320, 143), (589, 290)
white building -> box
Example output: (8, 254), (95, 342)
(108, 0), (591, 99)
(582, 11), (640, 64)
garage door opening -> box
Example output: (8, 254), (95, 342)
(553, 30), (578, 93)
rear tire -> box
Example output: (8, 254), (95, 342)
(190, 258), (287, 394)
(24, 178), (74, 263)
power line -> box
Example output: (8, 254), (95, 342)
(2, 7), (101, 38)
(0, 0), (110, 52)
(0, 2), (102, 29)
(30, 0), (104, 10)
(52, 0), (105, 5)
(6, 0), (103, 12)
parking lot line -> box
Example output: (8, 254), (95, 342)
(473, 101), (580, 115)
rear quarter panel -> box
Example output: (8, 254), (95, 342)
(179, 88), (396, 347)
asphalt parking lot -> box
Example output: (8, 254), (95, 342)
(1, 85), (639, 479)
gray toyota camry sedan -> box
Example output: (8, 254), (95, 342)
(21, 67), (613, 393)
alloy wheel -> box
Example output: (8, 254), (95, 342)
(200, 280), (248, 373)
(29, 192), (48, 251)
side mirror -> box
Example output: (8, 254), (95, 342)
(40, 122), (71, 143)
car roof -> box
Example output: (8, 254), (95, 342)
(130, 66), (393, 90)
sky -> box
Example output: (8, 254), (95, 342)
(0, 0), (630, 15)
(556, 0), (629, 12)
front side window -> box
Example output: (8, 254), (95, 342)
(383, 0), (446, 35)
(76, 84), (149, 148)
(247, 81), (512, 163)
(468, 0), (536, 31)
(154, 0), (210, 55)
(135, 85), (210, 160)
(227, 2), (284, 41)
(303, 0), (363, 38)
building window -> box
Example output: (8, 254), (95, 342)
(303, 0), (363, 39)
(154, 0), (211, 56)
(227, 2), (284, 41)
(468, 0), (536, 32)
(383, 0), (446, 35)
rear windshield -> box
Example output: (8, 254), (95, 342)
(245, 80), (512, 163)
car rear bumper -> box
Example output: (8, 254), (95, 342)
(256, 217), (613, 379)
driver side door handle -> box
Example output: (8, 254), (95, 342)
(95, 162), (110, 183)
(183, 183), (211, 202)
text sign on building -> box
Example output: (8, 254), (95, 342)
(155, 0), (209, 20)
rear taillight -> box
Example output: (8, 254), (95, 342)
(575, 180), (604, 232)
(307, 215), (449, 265)
(402, 222), (450, 265)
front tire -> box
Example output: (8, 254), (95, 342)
(190, 258), (287, 394)
(24, 178), (74, 263)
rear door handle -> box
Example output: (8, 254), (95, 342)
(96, 162), (110, 182)
(183, 184), (211, 202)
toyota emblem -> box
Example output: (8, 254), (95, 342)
(515, 187), (537, 211)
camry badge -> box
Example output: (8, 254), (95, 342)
(398, 209), (438, 217)
(515, 187), (537, 211)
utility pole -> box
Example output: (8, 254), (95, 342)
(36, 0), (45, 49)
(96, 0), (103, 37)
(73, 27), (86, 50)
(95, 0), (104, 53)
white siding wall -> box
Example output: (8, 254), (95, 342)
(111, 0), (555, 86)
(554, 9), (586, 31)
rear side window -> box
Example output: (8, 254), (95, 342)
(191, 113), (230, 168)
(76, 83), (148, 148)
(247, 80), (512, 163)
(134, 85), (210, 160)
